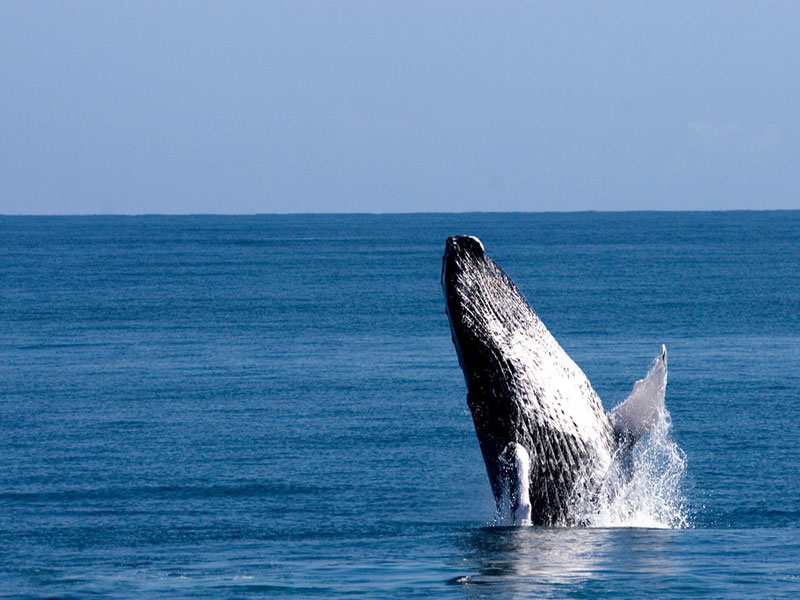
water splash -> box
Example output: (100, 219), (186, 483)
(492, 411), (689, 529)
(492, 346), (689, 530)
(583, 410), (689, 529)
(583, 346), (689, 529)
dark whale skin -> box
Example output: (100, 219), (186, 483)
(442, 236), (617, 526)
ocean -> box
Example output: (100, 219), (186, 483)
(1, 212), (798, 598)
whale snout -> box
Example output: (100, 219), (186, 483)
(442, 236), (487, 290)
(445, 235), (485, 259)
(442, 235), (489, 313)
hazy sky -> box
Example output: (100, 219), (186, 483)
(1, 2), (798, 214)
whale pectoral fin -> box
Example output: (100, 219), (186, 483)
(500, 443), (533, 525)
(611, 345), (668, 446)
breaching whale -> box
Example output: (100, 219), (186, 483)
(442, 236), (668, 526)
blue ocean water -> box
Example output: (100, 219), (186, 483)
(1, 212), (798, 598)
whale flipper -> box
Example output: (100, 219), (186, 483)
(611, 345), (668, 447)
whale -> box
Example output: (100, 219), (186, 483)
(442, 236), (668, 526)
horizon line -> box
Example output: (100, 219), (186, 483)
(2, 208), (798, 217)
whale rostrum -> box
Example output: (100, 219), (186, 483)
(442, 236), (668, 526)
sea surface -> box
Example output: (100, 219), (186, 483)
(1, 212), (798, 598)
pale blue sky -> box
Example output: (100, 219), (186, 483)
(1, 1), (798, 214)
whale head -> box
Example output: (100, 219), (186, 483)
(441, 235), (528, 390)
(442, 235), (594, 521)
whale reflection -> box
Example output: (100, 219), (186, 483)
(451, 526), (681, 598)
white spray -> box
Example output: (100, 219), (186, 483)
(575, 348), (687, 529)
(586, 409), (689, 529)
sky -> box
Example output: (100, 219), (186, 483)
(1, 1), (799, 214)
